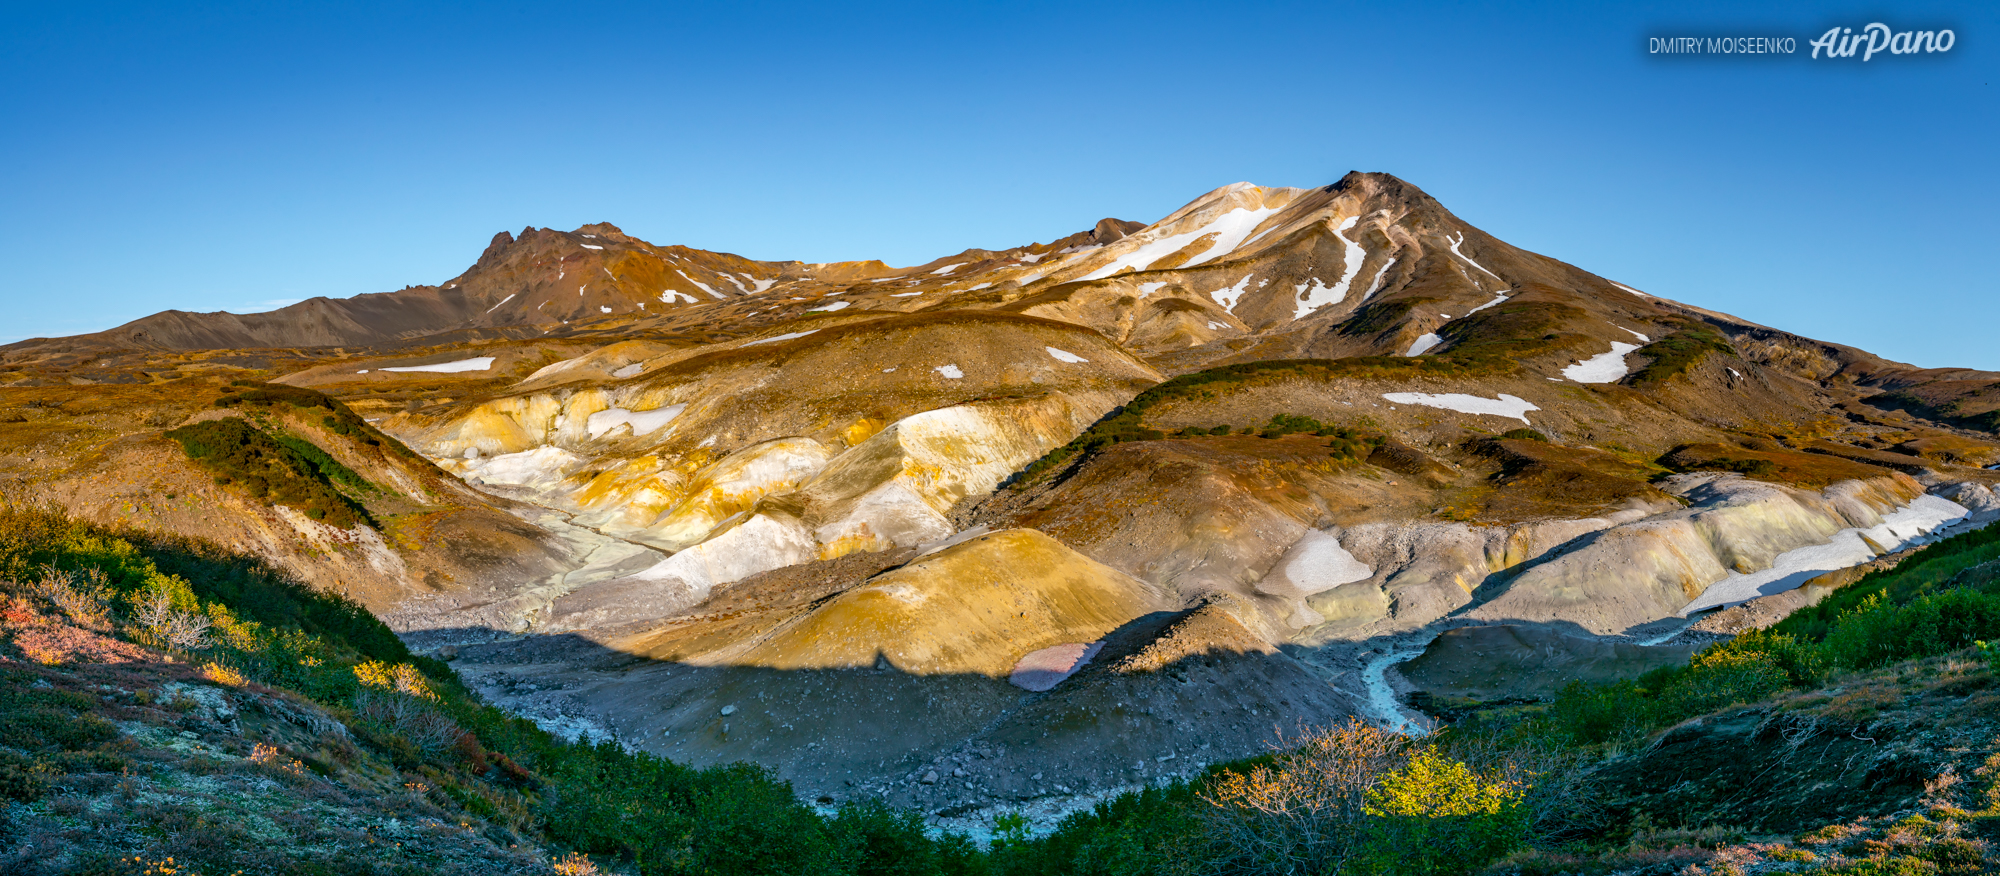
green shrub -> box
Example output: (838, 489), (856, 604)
(164, 418), (372, 528)
(1625, 323), (1737, 385)
(1821, 588), (2000, 670)
(1356, 748), (1529, 876)
(273, 433), (377, 493)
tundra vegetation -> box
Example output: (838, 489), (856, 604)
(1, 506), (1994, 874)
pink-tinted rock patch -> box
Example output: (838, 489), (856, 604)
(1009, 641), (1103, 691)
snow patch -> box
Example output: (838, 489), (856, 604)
(1466, 292), (1509, 314)
(1616, 325), (1651, 342)
(1380, 392), (1539, 423)
(934, 364), (964, 379)
(1280, 530), (1374, 595)
(1561, 342), (1641, 383)
(612, 363), (644, 379)
(1211, 275), (1255, 312)
(965, 282), (992, 291)
(1010, 642), (1103, 692)
(1079, 205), (1281, 281)
(1403, 333), (1445, 356)
(812, 300), (851, 312)
(660, 290), (697, 305)
(1137, 281), (1167, 297)
(580, 244), (604, 250)
(599, 306), (612, 313)
(586, 405), (686, 439)
(1293, 216), (1367, 319)
(1683, 494), (1970, 615)
(485, 294), (516, 313)
(1446, 232), (1502, 282)
(742, 330), (818, 347)
(382, 357), (495, 374)
(1361, 258), (1397, 302)
(676, 270), (724, 299)
(891, 291), (923, 297)
(751, 278), (778, 293)
(1611, 281), (1650, 298)
(930, 263), (966, 275)
(1044, 347), (1088, 364)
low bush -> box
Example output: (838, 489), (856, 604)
(164, 418), (372, 528)
(1625, 322), (1737, 385)
(1540, 522), (2000, 746)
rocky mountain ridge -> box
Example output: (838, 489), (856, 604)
(4, 171), (2000, 825)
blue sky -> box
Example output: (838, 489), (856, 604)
(1, 1), (1993, 368)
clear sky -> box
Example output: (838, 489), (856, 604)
(2, 1), (1993, 368)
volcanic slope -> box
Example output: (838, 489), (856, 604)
(8, 171), (2000, 820)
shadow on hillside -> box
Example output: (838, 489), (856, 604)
(392, 607), (1357, 811)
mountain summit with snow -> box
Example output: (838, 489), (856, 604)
(4, 171), (2000, 827)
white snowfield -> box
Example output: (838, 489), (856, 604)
(1466, 292), (1509, 315)
(580, 244), (604, 250)
(1044, 346), (1088, 363)
(1446, 232), (1502, 282)
(966, 282), (992, 291)
(935, 364), (964, 379)
(1079, 205), (1280, 281)
(1682, 493), (1969, 615)
(1611, 281), (1650, 298)
(1276, 530), (1374, 595)
(751, 277), (778, 294)
(1561, 341), (1641, 383)
(1381, 392), (1539, 424)
(1403, 333), (1444, 356)
(585, 404), (686, 439)
(485, 294), (516, 313)
(814, 300), (851, 312)
(382, 357), (495, 373)
(1361, 258), (1397, 302)
(599, 306), (612, 313)
(1212, 275), (1256, 312)
(1293, 215), (1366, 319)
(930, 263), (966, 275)
(612, 363), (644, 379)
(675, 270), (724, 299)
(1137, 281), (1166, 297)
(891, 292), (923, 297)
(660, 290), (698, 305)
(1615, 325), (1651, 342)
(742, 330), (818, 347)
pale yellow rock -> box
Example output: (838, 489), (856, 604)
(727, 529), (1167, 676)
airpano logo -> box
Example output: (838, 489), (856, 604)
(1649, 23), (1956, 60)
(1808, 24), (1954, 60)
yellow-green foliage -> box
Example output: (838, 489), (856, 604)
(1359, 748), (1529, 876)
(354, 659), (436, 700)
